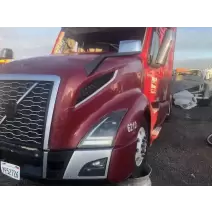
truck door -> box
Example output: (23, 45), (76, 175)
(157, 28), (170, 104)
(145, 27), (168, 127)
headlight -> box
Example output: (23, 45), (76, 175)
(78, 109), (127, 148)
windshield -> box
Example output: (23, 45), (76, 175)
(52, 27), (146, 54)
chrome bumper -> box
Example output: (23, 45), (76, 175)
(63, 149), (112, 179)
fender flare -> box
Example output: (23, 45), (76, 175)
(114, 92), (151, 148)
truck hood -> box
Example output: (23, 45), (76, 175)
(0, 54), (101, 78)
(0, 54), (125, 106)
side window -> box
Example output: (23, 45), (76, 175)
(149, 28), (160, 66)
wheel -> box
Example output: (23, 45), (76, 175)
(206, 133), (212, 146)
(132, 119), (150, 178)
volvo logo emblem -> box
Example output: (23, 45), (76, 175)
(4, 100), (17, 119)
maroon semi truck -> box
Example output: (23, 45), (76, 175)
(0, 27), (176, 183)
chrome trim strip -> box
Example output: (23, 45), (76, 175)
(43, 76), (61, 150)
(0, 82), (38, 125)
(142, 27), (148, 48)
(0, 74), (60, 81)
(42, 151), (48, 178)
(0, 74), (61, 150)
(0, 116), (6, 125)
(17, 82), (38, 104)
(75, 70), (118, 108)
(63, 149), (112, 179)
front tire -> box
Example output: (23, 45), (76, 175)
(132, 119), (150, 178)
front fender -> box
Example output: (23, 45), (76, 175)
(108, 92), (150, 183)
(114, 92), (150, 147)
(50, 88), (150, 150)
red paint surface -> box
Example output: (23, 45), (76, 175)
(108, 141), (137, 183)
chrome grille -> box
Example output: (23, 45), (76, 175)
(0, 80), (54, 148)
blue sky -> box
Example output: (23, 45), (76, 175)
(0, 27), (212, 68)
(0, 27), (60, 59)
(175, 27), (212, 59)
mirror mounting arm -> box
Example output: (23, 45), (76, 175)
(155, 29), (173, 66)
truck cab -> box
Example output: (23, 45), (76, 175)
(52, 27), (176, 142)
(0, 27), (176, 183)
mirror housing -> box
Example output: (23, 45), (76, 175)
(0, 48), (14, 59)
(155, 29), (173, 66)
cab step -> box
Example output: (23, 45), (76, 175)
(151, 126), (162, 142)
(152, 108), (159, 113)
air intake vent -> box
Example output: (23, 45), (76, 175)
(76, 71), (115, 105)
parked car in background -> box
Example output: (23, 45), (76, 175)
(173, 68), (212, 108)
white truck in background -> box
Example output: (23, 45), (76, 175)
(173, 68), (212, 109)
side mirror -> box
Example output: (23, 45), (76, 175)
(0, 48), (14, 59)
(156, 29), (173, 66)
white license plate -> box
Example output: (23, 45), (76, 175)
(1, 161), (20, 181)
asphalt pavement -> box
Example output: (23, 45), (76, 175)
(148, 106), (212, 186)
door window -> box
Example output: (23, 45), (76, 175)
(149, 28), (160, 66)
